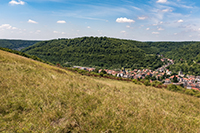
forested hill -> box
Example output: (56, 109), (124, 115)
(141, 41), (196, 55)
(0, 39), (39, 50)
(21, 37), (163, 70)
(163, 42), (200, 62)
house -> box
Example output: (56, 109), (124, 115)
(192, 87), (200, 91)
(178, 70), (184, 77)
(117, 73), (124, 77)
(165, 78), (171, 84)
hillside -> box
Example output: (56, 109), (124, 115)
(21, 37), (163, 70)
(164, 42), (200, 75)
(0, 39), (39, 50)
(1, 50), (200, 132)
(135, 41), (195, 55)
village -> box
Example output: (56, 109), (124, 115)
(73, 58), (200, 91)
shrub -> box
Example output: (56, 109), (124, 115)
(167, 84), (183, 92)
(132, 79), (138, 84)
(185, 89), (195, 96)
(195, 93), (200, 98)
(144, 80), (151, 86)
(151, 81), (162, 87)
(103, 74), (108, 77)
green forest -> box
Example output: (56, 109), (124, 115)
(164, 42), (200, 75)
(22, 37), (163, 70)
(0, 39), (39, 50)
(1, 37), (200, 75)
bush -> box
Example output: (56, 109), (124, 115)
(151, 81), (162, 87)
(185, 89), (195, 96)
(167, 84), (183, 92)
(144, 80), (151, 86)
(103, 74), (108, 77)
(195, 93), (200, 98)
(132, 79), (138, 84)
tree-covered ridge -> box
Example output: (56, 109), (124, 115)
(163, 42), (200, 75)
(163, 42), (200, 61)
(141, 41), (196, 55)
(0, 39), (39, 50)
(22, 37), (163, 70)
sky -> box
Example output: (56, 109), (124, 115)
(0, 0), (200, 41)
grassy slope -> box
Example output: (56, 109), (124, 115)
(0, 50), (200, 132)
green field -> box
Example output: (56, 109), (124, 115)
(1, 50), (200, 132)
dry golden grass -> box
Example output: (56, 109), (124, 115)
(1, 49), (200, 132)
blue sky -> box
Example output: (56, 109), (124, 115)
(0, 0), (200, 41)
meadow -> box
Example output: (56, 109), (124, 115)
(0, 50), (200, 132)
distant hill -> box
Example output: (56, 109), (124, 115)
(140, 41), (196, 55)
(164, 42), (200, 75)
(0, 39), (39, 50)
(163, 42), (200, 61)
(21, 37), (163, 70)
(1, 49), (200, 132)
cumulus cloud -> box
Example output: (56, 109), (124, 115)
(156, 0), (167, 3)
(138, 16), (148, 20)
(126, 25), (130, 28)
(0, 24), (12, 29)
(9, 0), (25, 5)
(116, 17), (135, 23)
(28, 19), (38, 24)
(158, 27), (164, 31)
(177, 19), (184, 23)
(87, 26), (91, 29)
(121, 31), (126, 33)
(152, 32), (160, 34)
(57, 20), (66, 24)
(146, 28), (150, 30)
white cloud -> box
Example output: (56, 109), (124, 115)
(146, 28), (150, 30)
(57, 20), (66, 24)
(61, 32), (65, 34)
(9, 0), (25, 5)
(121, 31), (126, 33)
(174, 33), (177, 35)
(198, 28), (200, 31)
(36, 30), (41, 33)
(126, 25), (130, 28)
(28, 19), (38, 24)
(152, 32), (160, 34)
(156, 0), (167, 3)
(12, 27), (18, 30)
(161, 9), (172, 12)
(158, 27), (164, 30)
(116, 17), (135, 23)
(0, 24), (12, 29)
(138, 16), (148, 20)
(177, 19), (184, 23)
(87, 26), (91, 29)
(53, 31), (59, 34)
